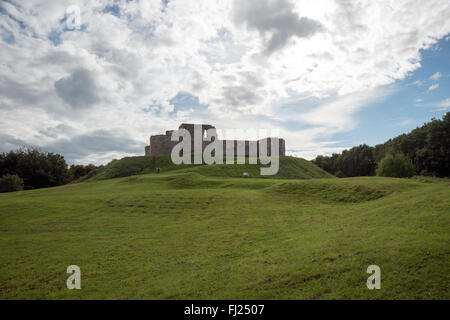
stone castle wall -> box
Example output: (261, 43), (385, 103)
(145, 124), (286, 157)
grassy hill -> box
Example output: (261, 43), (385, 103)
(85, 155), (334, 182)
(0, 170), (448, 299)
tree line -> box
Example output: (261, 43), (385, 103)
(312, 112), (449, 178)
(0, 148), (99, 192)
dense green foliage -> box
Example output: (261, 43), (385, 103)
(313, 112), (450, 177)
(0, 174), (24, 193)
(87, 155), (334, 181)
(0, 172), (448, 299)
(376, 112), (450, 177)
(313, 144), (375, 177)
(376, 154), (416, 178)
(69, 164), (99, 181)
(0, 148), (71, 190)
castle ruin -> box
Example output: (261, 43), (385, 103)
(145, 123), (286, 157)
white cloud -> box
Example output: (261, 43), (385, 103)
(399, 119), (414, 126)
(435, 98), (450, 110)
(0, 0), (450, 163)
(427, 83), (440, 92)
(292, 87), (395, 133)
(429, 72), (442, 81)
(415, 97), (450, 111)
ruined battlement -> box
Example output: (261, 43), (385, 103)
(145, 124), (286, 157)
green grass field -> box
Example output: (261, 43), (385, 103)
(84, 155), (334, 181)
(0, 157), (449, 299)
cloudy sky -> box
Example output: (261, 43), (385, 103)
(1, 0), (449, 164)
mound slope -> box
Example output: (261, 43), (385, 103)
(86, 155), (334, 181)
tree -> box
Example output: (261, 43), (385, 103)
(0, 174), (24, 193)
(313, 112), (450, 178)
(376, 153), (415, 178)
(69, 164), (98, 180)
(414, 113), (450, 177)
(0, 148), (71, 189)
(340, 144), (375, 177)
(312, 145), (375, 177)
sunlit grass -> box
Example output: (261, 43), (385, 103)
(0, 171), (448, 299)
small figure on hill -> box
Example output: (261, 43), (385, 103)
(243, 172), (249, 178)
(156, 168), (161, 174)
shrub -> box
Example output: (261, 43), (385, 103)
(376, 153), (416, 178)
(0, 174), (24, 193)
(335, 170), (345, 178)
(69, 164), (98, 180)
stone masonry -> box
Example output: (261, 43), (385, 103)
(145, 123), (286, 157)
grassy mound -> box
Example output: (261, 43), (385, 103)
(86, 155), (333, 181)
(0, 172), (449, 299)
(0, 173), (448, 299)
(270, 180), (394, 203)
(85, 155), (194, 181)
